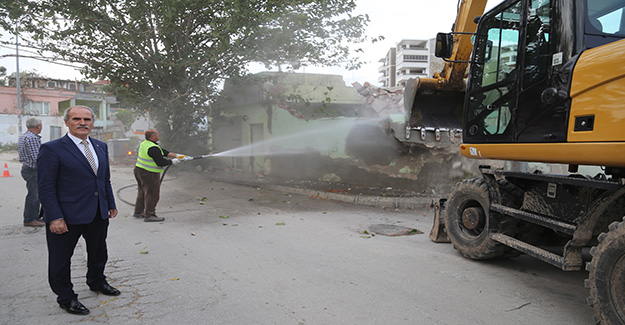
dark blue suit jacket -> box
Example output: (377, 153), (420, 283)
(38, 134), (116, 224)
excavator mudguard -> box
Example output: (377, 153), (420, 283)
(429, 198), (451, 243)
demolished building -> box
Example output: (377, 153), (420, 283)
(211, 72), (480, 195)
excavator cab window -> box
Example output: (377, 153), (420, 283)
(465, 1), (522, 142)
(523, 0), (550, 88)
(585, 0), (625, 48)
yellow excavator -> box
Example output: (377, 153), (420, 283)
(402, 0), (625, 323)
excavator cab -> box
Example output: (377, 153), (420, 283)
(454, 0), (625, 168)
(464, 0), (554, 145)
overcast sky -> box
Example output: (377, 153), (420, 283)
(0, 0), (505, 87)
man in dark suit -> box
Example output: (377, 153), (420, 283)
(38, 105), (120, 315)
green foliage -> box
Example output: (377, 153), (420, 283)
(113, 109), (135, 132)
(0, 66), (6, 86)
(0, 142), (18, 153)
(3, 0), (371, 151)
(0, 1), (29, 34)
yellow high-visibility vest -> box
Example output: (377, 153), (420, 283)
(135, 140), (165, 173)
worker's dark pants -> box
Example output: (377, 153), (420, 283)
(134, 166), (161, 217)
(46, 211), (109, 304)
(21, 165), (40, 223)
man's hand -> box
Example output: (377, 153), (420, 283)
(109, 209), (118, 219)
(171, 158), (180, 165)
(50, 219), (68, 235)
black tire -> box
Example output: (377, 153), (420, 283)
(497, 178), (524, 208)
(586, 217), (625, 325)
(497, 179), (523, 258)
(444, 177), (509, 259)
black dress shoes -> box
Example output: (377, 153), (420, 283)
(90, 283), (121, 296)
(59, 299), (90, 315)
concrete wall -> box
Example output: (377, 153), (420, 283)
(269, 110), (369, 159)
(214, 109), (374, 177)
(0, 115), (67, 145)
(213, 73), (371, 176)
(0, 86), (72, 116)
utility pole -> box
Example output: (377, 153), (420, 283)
(16, 21), (22, 134)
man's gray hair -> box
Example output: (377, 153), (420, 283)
(26, 117), (42, 129)
(63, 105), (96, 122)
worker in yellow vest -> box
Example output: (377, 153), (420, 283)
(134, 129), (188, 222)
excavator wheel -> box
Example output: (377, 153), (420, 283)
(585, 217), (625, 325)
(496, 179), (523, 258)
(443, 177), (509, 259)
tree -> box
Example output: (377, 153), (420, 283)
(0, 66), (6, 86)
(113, 108), (135, 132)
(2, 0), (374, 152)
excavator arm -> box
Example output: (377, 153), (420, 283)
(437, 0), (488, 90)
(395, 0), (487, 147)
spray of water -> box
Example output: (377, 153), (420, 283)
(211, 117), (385, 158)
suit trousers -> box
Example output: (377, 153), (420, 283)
(134, 166), (161, 217)
(46, 212), (109, 304)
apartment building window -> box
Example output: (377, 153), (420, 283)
(50, 126), (62, 140)
(23, 101), (50, 115)
(404, 55), (428, 62)
(46, 81), (57, 88)
(397, 68), (426, 76)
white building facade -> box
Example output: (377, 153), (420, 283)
(378, 38), (443, 88)
(377, 48), (396, 87)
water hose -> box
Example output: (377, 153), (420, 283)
(160, 154), (212, 183)
(116, 154), (214, 207)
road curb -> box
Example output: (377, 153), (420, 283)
(266, 184), (435, 210)
(201, 174), (436, 210)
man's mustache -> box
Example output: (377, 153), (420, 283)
(77, 125), (90, 129)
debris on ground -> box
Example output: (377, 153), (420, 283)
(368, 224), (424, 236)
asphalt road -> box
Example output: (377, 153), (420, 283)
(0, 154), (595, 324)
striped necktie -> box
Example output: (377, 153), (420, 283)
(81, 140), (98, 175)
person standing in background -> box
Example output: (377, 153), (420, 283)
(18, 117), (44, 227)
(133, 129), (188, 222)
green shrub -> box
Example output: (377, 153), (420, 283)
(0, 143), (18, 153)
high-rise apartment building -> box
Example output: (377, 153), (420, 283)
(378, 38), (443, 88)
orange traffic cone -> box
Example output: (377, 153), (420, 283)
(1, 163), (12, 177)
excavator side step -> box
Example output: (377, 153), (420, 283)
(489, 233), (566, 269)
(490, 204), (576, 235)
(489, 233), (582, 271)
